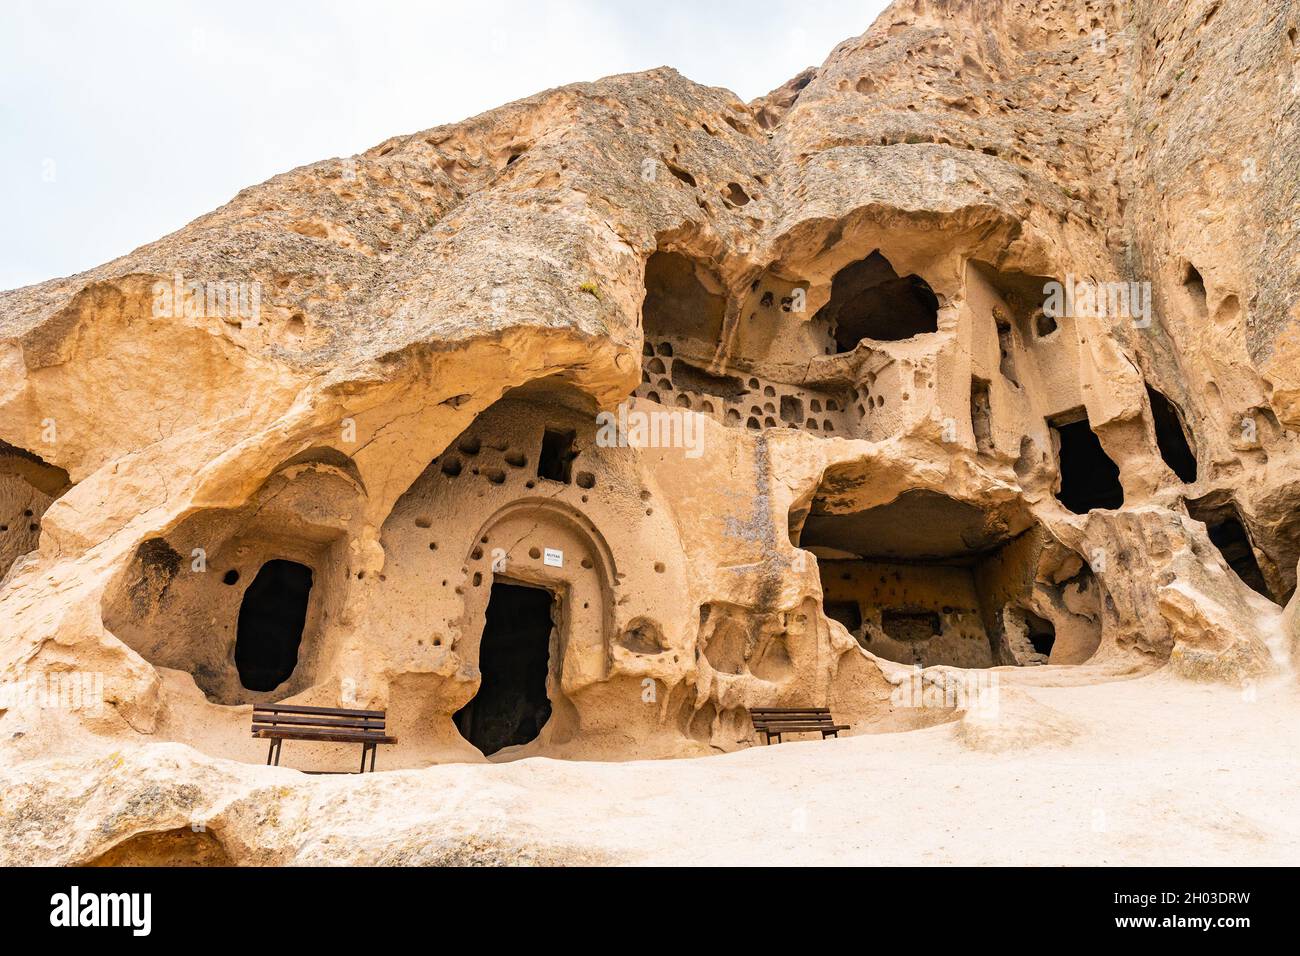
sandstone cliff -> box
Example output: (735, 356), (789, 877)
(1, 0), (1297, 864)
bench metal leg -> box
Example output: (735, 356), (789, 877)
(266, 739), (282, 766)
(358, 742), (378, 773)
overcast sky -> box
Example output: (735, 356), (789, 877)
(0, 1), (891, 291)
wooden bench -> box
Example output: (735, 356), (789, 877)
(251, 704), (397, 773)
(749, 707), (849, 745)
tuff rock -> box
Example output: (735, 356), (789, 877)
(2, 0), (1298, 865)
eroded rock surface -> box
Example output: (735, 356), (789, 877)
(2, 0), (1298, 864)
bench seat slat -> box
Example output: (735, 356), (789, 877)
(253, 728), (397, 745)
(749, 707), (835, 714)
(252, 713), (386, 731)
(253, 724), (386, 735)
(754, 723), (850, 732)
(253, 703), (385, 718)
(751, 716), (840, 722)
(748, 712), (837, 723)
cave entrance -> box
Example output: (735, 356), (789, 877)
(638, 250), (728, 408)
(796, 488), (1045, 668)
(1145, 384), (1198, 483)
(1186, 496), (1274, 602)
(234, 559), (313, 692)
(999, 606), (1057, 664)
(640, 251), (726, 360)
(814, 251), (939, 350)
(455, 580), (555, 756)
(1048, 410), (1124, 514)
(0, 440), (72, 580)
(1024, 610), (1056, 656)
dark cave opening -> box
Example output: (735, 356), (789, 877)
(1183, 262), (1207, 312)
(825, 600), (863, 634)
(455, 581), (555, 756)
(537, 428), (576, 484)
(971, 377), (993, 454)
(1023, 608), (1056, 657)
(1186, 497), (1274, 602)
(234, 559), (313, 692)
(1145, 384), (1198, 483)
(815, 251), (940, 350)
(1049, 412), (1124, 514)
(995, 315), (1019, 385)
(797, 487), (1046, 668)
(1034, 309), (1058, 337)
(779, 394), (805, 425)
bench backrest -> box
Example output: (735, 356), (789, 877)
(749, 707), (836, 728)
(252, 703), (388, 737)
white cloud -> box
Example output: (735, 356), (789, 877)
(0, 0), (890, 290)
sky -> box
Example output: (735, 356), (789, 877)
(0, 0), (892, 291)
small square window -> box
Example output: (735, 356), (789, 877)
(537, 428), (576, 484)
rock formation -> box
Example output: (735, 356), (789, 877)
(2, 0), (1298, 864)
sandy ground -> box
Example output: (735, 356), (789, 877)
(398, 669), (1300, 865)
(7, 666), (1298, 865)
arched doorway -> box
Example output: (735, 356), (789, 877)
(454, 580), (556, 755)
(450, 497), (618, 757)
(234, 559), (314, 692)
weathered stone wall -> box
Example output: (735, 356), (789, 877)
(0, 0), (1294, 791)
